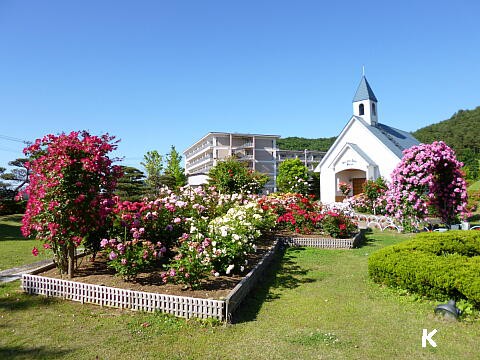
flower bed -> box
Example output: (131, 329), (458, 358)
(22, 239), (281, 322)
(21, 230), (362, 320)
(20, 186), (364, 320)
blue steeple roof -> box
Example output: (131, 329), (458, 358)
(353, 76), (377, 102)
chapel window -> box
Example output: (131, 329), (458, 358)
(359, 103), (365, 116)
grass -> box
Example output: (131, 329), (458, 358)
(468, 180), (480, 191)
(0, 214), (51, 271)
(1, 229), (479, 359)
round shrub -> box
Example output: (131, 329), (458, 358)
(368, 231), (480, 307)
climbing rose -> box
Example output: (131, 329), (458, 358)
(385, 141), (467, 229)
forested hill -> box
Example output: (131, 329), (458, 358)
(412, 106), (480, 179)
(277, 136), (336, 152)
(412, 106), (480, 154)
(279, 106), (480, 155)
(278, 106), (480, 178)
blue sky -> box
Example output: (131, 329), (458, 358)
(0, 0), (479, 171)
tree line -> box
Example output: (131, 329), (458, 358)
(0, 145), (187, 211)
(412, 106), (480, 180)
(277, 136), (336, 152)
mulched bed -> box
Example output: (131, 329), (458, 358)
(37, 235), (277, 300)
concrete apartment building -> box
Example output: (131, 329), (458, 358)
(276, 149), (324, 171)
(183, 132), (325, 193)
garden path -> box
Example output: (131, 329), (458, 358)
(0, 259), (52, 283)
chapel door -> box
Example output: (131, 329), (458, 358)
(352, 178), (366, 196)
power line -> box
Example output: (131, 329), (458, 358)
(0, 134), (30, 144)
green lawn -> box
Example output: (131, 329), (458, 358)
(0, 214), (50, 271)
(468, 180), (480, 191)
(1, 230), (479, 359)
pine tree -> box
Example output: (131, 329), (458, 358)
(165, 146), (187, 188)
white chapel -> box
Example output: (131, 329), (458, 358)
(314, 75), (419, 203)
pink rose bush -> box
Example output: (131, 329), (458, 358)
(100, 237), (166, 280)
(385, 141), (468, 230)
(338, 182), (352, 197)
(347, 177), (388, 215)
(21, 131), (122, 277)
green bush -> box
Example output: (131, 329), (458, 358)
(368, 231), (480, 307)
(0, 200), (26, 215)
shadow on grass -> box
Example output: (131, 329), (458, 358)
(360, 230), (380, 248)
(0, 293), (58, 312)
(232, 246), (316, 323)
(0, 345), (72, 359)
(0, 223), (25, 241)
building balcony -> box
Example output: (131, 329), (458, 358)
(185, 141), (214, 159)
(187, 162), (214, 175)
(232, 142), (253, 150)
(187, 154), (213, 168)
(237, 154), (254, 161)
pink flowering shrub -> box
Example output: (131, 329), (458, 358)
(162, 231), (214, 289)
(100, 238), (166, 280)
(348, 178), (388, 215)
(21, 131), (122, 277)
(338, 182), (352, 197)
(385, 141), (468, 230)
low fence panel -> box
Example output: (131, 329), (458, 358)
(22, 274), (226, 320)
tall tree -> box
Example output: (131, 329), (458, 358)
(0, 167), (12, 199)
(22, 131), (122, 278)
(208, 157), (268, 194)
(115, 166), (146, 201)
(165, 145), (187, 188)
(277, 158), (309, 194)
(0, 158), (30, 199)
(141, 150), (163, 194)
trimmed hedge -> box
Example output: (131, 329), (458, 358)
(368, 231), (480, 307)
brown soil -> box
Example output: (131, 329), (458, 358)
(37, 236), (277, 300)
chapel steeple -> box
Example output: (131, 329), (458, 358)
(352, 74), (378, 126)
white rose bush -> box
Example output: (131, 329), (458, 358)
(161, 202), (275, 289)
(99, 185), (275, 288)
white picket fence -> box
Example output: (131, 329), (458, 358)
(21, 240), (282, 322)
(21, 234), (360, 321)
(276, 231), (363, 249)
(22, 274), (225, 319)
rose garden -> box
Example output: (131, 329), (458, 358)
(1, 131), (479, 358)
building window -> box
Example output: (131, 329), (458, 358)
(372, 103), (376, 115)
(359, 103), (365, 116)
